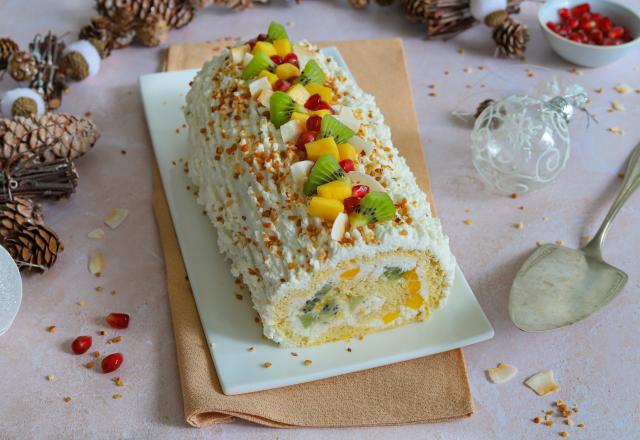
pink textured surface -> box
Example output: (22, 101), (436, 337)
(1, 1), (639, 438)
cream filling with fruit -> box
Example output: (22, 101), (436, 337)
(185, 29), (455, 347)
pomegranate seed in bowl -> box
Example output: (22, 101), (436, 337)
(71, 336), (92, 355)
(106, 313), (130, 329)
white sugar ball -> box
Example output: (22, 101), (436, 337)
(64, 40), (101, 77)
(470, 0), (508, 21)
(1, 87), (46, 117)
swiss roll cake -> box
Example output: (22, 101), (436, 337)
(184, 22), (455, 347)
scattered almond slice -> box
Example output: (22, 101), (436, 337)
(104, 208), (129, 229)
(525, 369), (560, 396)
(614, 83), (632, 94)
(611, 100), (625, 112)
(608, 127), (624, 136)
(87, 228), (105, 239)
(487, 362), (518, 384)
(89, 252), (105, 276)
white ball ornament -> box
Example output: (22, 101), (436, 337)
(1, 87), (46, 117)
(63, 40), (101, 80)
(470, 0), (508, 21)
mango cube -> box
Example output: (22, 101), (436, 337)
(310, 109), (332, 119)
(305, 83), (333, 104)
(340, 267), (360, 280)
(305, 137), (339, 161)
(258, 70), (278, 86)
(273, 39), (292, 57)
(337, 143), (357, 162)
(404, 291), (424, 310)
(252, 41), (277, 57)
(382, 312), (400, 324)
(291, 112), (310, 125)
(286, 84), (311, 106)
(309, 197), (344, 221)
(317, 180), (352, 201)
(275, 63), (300, 80)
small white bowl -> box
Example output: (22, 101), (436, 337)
(538, 0), (640, 67)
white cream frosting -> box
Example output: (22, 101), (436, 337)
(184, 41), (456, 344)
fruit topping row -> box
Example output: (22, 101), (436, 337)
(546, 3), (634, 46)
(233, 22), (397, 242)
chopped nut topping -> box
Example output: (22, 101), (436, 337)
(290, 352), (298, 357)
(608, 127), (624, 136)
(47, 325), (57, 333)
(614, 83), (632, 94)
(92, 351), (100, 358)
(515, 222), (524, 230)
(464, 219), (472, 225)
(63, 396), (72, 403)
(560, 431), (569, 438)
(85, 361), (95, 369)
(303, 359), (313, 366)
(113, 377), (126, 387)
(107, 336), (123, 344)
(113, 393), (122, 400)
(263, 362), (272, 368)
(248, 346), (255, 352)
(46, 375), (56, 381)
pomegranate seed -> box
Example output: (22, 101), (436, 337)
(623, 29), (633, 42)
(296, 132), (316, 150)
(257, 33), (268, 41)
(571, 3), (590, 16)
(343, 196), (361, 214)
(352, 184), (370, 198)
(315, 100), (333, 112)
(608, 26), (624, 39)
(102, 353), (123, 373)
(247, 39), (257, 50)
(580, 18), (596, 32)
(306, 115), (322, 132)
(273, 79), (291, 91)
(599, 17), (612, 32)
(568, 33), (582, 43)
(339, 159), (354, 173)
(590, 28), (604, 44)
(270, 55), (284, 65)
(305, 94), (322, 110)
(71, 336), (92, 355)
(567, 17), (579, 29)
(283, 53), (299, 68)
(558, 8), (572, 21)
(547, 21), (558, 33)
(106, 313), (130, 329)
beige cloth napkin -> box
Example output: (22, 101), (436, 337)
(151, 38), (474, 428)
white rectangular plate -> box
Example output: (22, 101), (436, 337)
(139, 48), (494, 395)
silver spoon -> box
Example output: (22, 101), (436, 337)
(509, 142), (640, 332)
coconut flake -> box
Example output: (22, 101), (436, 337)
(347, 171), (384, 192)
(89, 252), (105, 276)
(290, 160), (314, 188)
(348, 136), (374, 154)
(525, 370), (560, 396)
(231, 44), (249, 64)
(487, 362), (518, 384)
(335, 108), (361, 132)
(87, 228), (105, 240)
(331, 212), (349, 241)
(242, 52), (253, 67)
(280, 119), (303, 144)
(104, 208), (129, 230)
(257, 88), (273, 108)
(614, 83), (633, 94)
(249, 76), (271, 97)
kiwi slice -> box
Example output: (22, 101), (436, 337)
(267, 21), (288, 41)
(300, 301), (340, 328)
(269, 91), (307, 128)
(349, 191), (396, 227)
(242, 50), (275, 81)
(301, 283), (332, 313)
(319, 115), (355, 144)
(297, 60), (325, 85)
(383, 266), (407, 280)
(302, 154), (347, 196)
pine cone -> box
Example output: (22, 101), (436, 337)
(401, 0), (426, 20)
(136, 15), (169, 46)
(217, 0), (264, 9)
(2, 223), (63, 273)
(96, 0), (196, 31)
(0, 38), (19, 71)
(349, 0), (369, 8)
(375, 0), (395, 5)
(79, 16), (116, 58)
(0, 197), (43, 238)
(493, 17), (529, 58)
(8, 51), (38, 82)
(0, 113), (100, 167)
